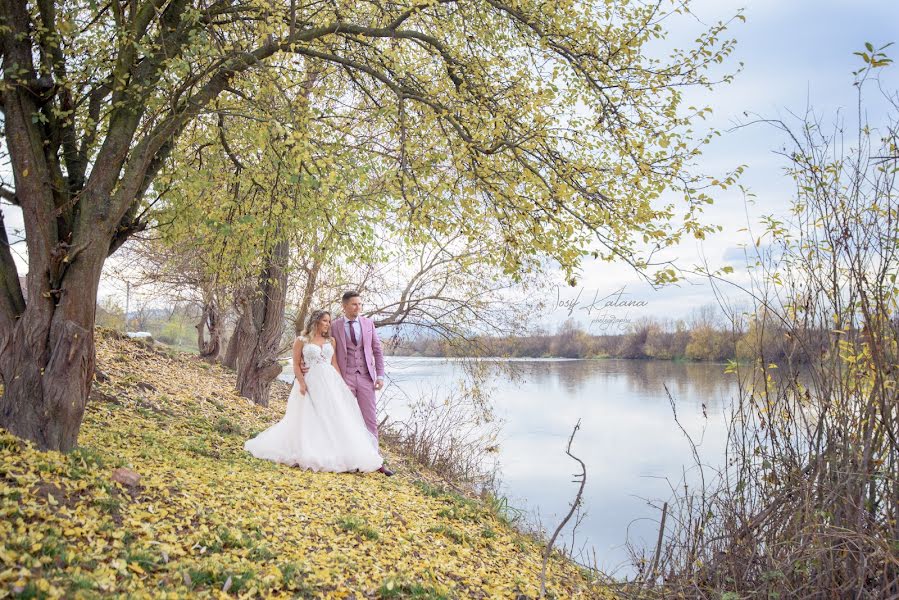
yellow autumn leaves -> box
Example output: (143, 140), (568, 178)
(1, 330), (611, 598)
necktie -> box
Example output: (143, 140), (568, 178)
(349, 320), (358, 345)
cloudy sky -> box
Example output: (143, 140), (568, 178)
(549, 0), (899, 331)
(3, 1), (898, 330)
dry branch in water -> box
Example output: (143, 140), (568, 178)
(540, 419), (587, 599)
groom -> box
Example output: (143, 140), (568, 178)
(330, 290), (393, 476)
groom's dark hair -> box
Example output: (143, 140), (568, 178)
(341, 290), (360, 303)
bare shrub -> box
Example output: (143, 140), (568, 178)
(379, 382), (501, 491)
(628, 54), (899, 599)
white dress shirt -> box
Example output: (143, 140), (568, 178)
(344, 317), (361, 344)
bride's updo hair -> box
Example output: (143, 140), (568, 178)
(302, 310), (332, 339)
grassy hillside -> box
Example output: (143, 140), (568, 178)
(0, 329), (609, 598)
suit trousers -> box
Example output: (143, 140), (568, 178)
(343, 371), (378, 440)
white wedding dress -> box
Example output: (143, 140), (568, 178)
(244, 341), (383, 472)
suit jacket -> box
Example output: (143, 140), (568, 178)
(331, 315), (385, 382)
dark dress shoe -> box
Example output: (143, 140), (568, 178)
(378, 466), (394, 476)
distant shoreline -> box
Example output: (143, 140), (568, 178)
(384, 354), (737, 365)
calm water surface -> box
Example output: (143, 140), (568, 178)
(281, 357), (739, 576)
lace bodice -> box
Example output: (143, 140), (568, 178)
(302, 341), (334, 366)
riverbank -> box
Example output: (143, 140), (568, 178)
(0, 329), (610, 598)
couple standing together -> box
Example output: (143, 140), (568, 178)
(244, 291), (393, 476)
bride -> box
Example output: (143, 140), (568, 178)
(243, 310), (384, 473)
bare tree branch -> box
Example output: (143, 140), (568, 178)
(540, 419), (586, 599)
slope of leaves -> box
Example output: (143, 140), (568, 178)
(0, 330), (609, 598)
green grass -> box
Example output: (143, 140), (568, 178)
(248, 543), (276, 561)
(66, 575), (96, 593)
(336, 515), (380, 540)
(185, 438), (221, 459)
(379, 578), (450, 599)
(38, 534), (68, 563)
(185, 565), (255, 593)
(213, 415), (242, 436)
(0, 433), (22, 451)
(92, 495), (123, 515)
(13, 582), (45, 600)
(482, 492), (526, 526)
(427, 524), (467, 545)
(156, 340), (201, 355)
(414, 481), (477, 509)
(278, 561), (316, 595)
(126, 550), (161, 572)
(66, 445), (108, 479)
(199, 526), (253, 554)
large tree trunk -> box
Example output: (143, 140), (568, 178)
(196, 296), (221, 363)
(221, 331), (241, 370)
(0, 0), (105, 451)
(0, 0), (191, 452)
(0, 243), (106, 451)
(221, 290), (249, 370)
(233, 238), (290, 406)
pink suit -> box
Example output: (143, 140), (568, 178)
(331, 315), (385, 439)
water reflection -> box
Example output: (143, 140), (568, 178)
(380, 357), (739, 576)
